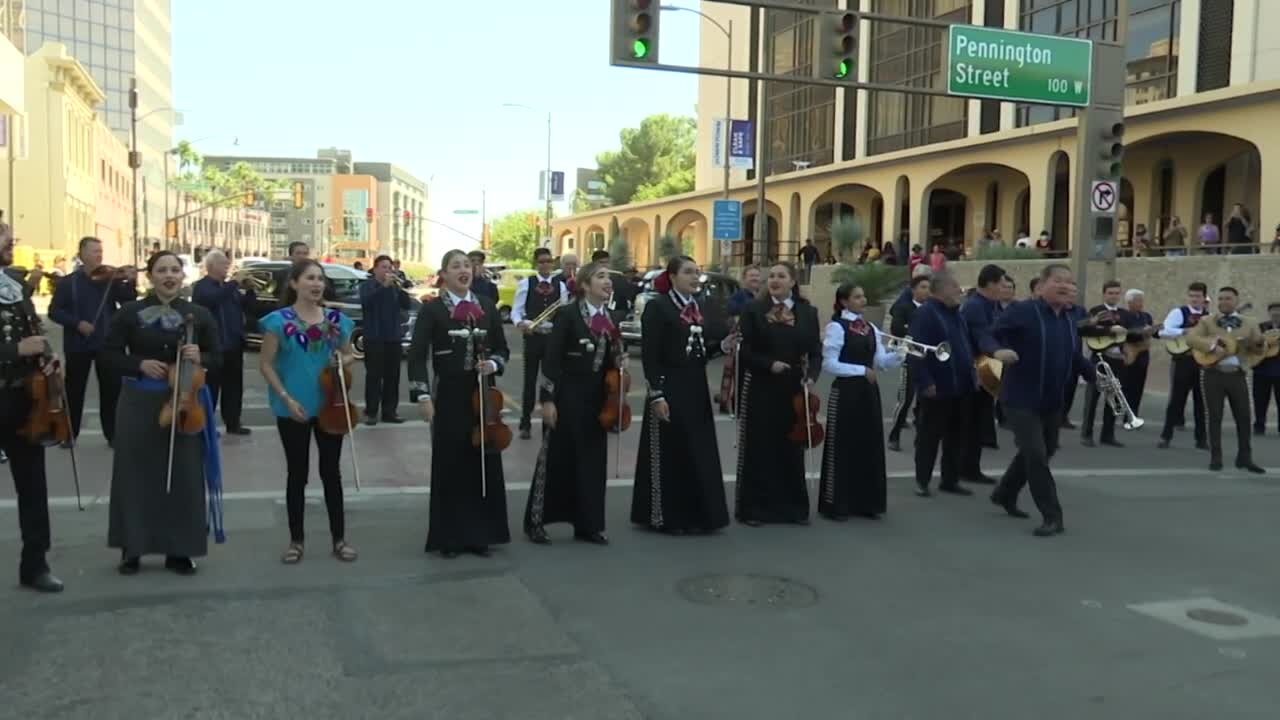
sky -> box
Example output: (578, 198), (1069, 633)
(171, 0), (705, 262)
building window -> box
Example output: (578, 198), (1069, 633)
(1017, 0), (1179, 125)
(867, 0), (971, 155)
(763, 1), (837, 177)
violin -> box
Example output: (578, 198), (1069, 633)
(158, 314), (207, 435)
(18, 319), (72, 447)
(598, 354), (632, 433)
(317, 352), (360, 435)
(89, 264), (136, 282)
(786, 358), (824, 448)
(471, 337), (513, 453)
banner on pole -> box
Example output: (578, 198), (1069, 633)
(712, 118), (755, 170)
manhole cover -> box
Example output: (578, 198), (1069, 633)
(1187, 608), (1249, 626)
(676, 574), (817, 609)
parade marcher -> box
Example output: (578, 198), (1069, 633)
(48, 236), (137, 446)
(525, 262), (619, 545)
(718, 264), (761, 414)
(1184, 287), (1265, 473)
(556, 253), (580, 295)
(0, 230), (63, 592)
(359, 254), (410, 425)
(1158, 282), (1209, 450)
(957, 264), (1005, 482)
(511, 247), (570, 439)
(907, 270), (979, 498)
(1077, 280), (1135, 447)
(259, 259), (359, 564)
(1252, 302), (1280, 434)
(818, 282), (904, 520)
(467, 250), (499, 305)
(274, 242), (336, 302)
(989, 264), (1094, 537)
(1122, 289), (1156, 416)
(408, 249), (511, 558)
(1060, 296), (1088, 429)
(103, 251), (223, 575)
(631, 255), (732, 535)
(886, 274), (929, 451)
(734, 262), (822, 526)
(192, 250), (255, 435)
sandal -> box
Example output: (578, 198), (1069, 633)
(281, 543), (304, 564)
(332, 541), (357, 562)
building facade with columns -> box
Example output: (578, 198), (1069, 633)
(552, 0), (1279, 270)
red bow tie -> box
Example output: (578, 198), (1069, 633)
(589, 312), (615, 336)
(536, 280), (553, 295)
(679, 302), (703, 326)
(451, 299), (484, 323)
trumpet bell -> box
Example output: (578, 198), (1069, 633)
(934, 342), (951, 362)
(1124, 417), (1145, 430)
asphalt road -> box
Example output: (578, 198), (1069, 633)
(2, 320), (1280, 719)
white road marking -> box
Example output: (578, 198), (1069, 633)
(10, 466), (1276, 510)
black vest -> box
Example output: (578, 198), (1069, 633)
(0, 269), (39, 385)
(836, 319), (876, 367)
(524, 275), (564, 319)
(1179, 306), (1203, 328)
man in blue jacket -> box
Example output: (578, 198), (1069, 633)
(48, 236), (137, 447)
(958, 264), (1006, 483)
(360, 255), (412, 425)
(906, 270), (977, 497)
(192, 250), (255, 435)
(988, 264), (1095, 537)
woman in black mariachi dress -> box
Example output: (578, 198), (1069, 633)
(408, 249), (511, 558)
(631, 256), (732, 535)
(817, 283), (904, 520)
(103, 251), (222, 575)
(525, 262), (619, 545)
(734, 262), (822, 526)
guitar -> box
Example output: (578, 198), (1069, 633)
(1243, 329), (1280, 368)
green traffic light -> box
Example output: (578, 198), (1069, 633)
(632, 38), (650, 59)
(835, 59), (852, 79)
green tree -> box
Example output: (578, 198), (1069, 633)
(596, 114), (696, 205)
(169, 139), (284, 210)
(488, 208), (543, 265)
(657, 233), (681, 264)
(570, 189), (594, 214)
(607, 231), (631, 272)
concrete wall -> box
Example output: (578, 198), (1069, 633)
(805, 255), (1280, 325)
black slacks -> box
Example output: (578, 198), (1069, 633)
(363, 340), (402, 420)
(1202, 368), (1252, 464)
(521, 334), (549, 428)
(208, 344), (245, 428)
(1252, 374), (1280, 432)
(1161, 356), (1206, 445)
(993, 407), (1063, 523)
(914, 395), (969, 490)
(0, 393), (51, 582)
(65, 350), (119, 443)
(1121, 352), (1150, 416)
(960, 390), (994, 476)
(1081, 354), (1122, 440)
(887, 365), (918, 442)
(276, 418), (345, 544)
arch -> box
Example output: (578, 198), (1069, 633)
(894, 175), (911, 257)
(557, 229), (576, 254)
(742, 198), (783, 266)
(620, 217), (652, 269)
(665, 208), (710, 265)
(808, 183), (886, 263)
(923, 163), (1032, 256)
(583, 224), (607, 253)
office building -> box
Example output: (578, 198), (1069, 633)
(554, 0), (1279, 269)
(353, 161), (428, 263)
(202, 154), (338, 258)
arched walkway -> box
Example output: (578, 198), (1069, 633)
(923, 163), (1032, 256)
(808, 183), (885, 263)
(742, 198), (783, 266)
(620, 218), (653, 269)
(583, 224), (606, 253)
(665, 208), (710, 265)
(557, 230), (575, 254)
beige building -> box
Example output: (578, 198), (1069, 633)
(553, 0), (1278, 271)
(1, 22), (24, 229)
(176, 206), (270, 259)
(353, 161), (429, 263)
(6, 43), (103, 258)
(93, 118), (133, 264)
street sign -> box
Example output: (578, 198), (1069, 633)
(1090, 181), (1117, 214)
(946, 26), (1092, 107)
(713, 200), (742, 241)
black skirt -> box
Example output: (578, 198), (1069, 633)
(734, 366), (809, 523)
(426, 375), (510, 552)
(524, 381), (609, 535)
(817, 375), (887, 518)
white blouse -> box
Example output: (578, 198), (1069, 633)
(821, 310), (904, 378)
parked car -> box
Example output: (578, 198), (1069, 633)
(619, 269), (740, 349)
(240, 261), (420, 360)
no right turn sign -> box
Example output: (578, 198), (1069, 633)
(1091, 181), (1117, 214)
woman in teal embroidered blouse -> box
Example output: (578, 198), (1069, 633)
(258, 259), (358, 565)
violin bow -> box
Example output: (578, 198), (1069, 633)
(55, 351), (83, 511)
(164, 317), (189, 495)
(801, 355), (814, 495)
(335, 350), (362, 491)
(614, 345), (626, 479)
(474, 326), (487, 499)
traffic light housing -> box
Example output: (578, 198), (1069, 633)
(815, 11), (858, 81)
(242, 191), (255, 207)
(403, 210), (411, 222)
(293, 182), (305, 209)
(1098, 118), (1124, 180)
(610, 0), (660, 67)
(365, 207), (374, 222)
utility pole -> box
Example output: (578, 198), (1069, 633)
(128, 78), (141, 265)
(5, 114), (14, 233)
(753, 20), (772, 265)
(721, 20), (734, 201)
(544, 111), (553, 249)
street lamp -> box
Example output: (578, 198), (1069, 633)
(660, 5), (733, 202)
(501, 103), (553, 248)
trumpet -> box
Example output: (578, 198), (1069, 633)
(525, 299), (563, 333)
(880, 333), (951, 362)
(1095, 360), (1144, 430)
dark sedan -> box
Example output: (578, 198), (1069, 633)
(618, 270), (740, 349)
(239, 261), (419, 359)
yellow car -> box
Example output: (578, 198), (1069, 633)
(494, 268), (535, 323)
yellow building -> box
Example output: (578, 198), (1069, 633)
(9, 42), (104, 258)
(553, 0), (1279, 269)
(94, 117), (133, 265)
